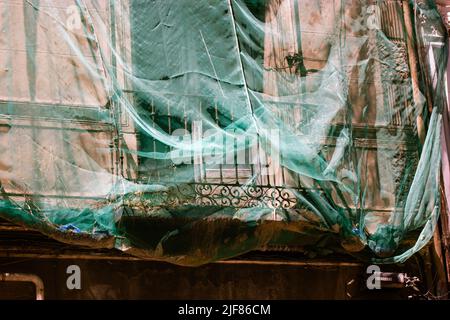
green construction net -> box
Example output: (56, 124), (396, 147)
(0, 0), (447, 266)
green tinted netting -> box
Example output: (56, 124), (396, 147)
(0, 0), (447, 265)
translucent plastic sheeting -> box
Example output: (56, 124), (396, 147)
(0, 0), (447, 265)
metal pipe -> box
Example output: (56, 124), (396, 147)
(0, 273), (44, 300)
(215, 260), (362, 268)
(402, 0), (427, 144)
(0, 251), (363, 267)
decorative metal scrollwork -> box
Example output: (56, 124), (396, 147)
(165, 183), (299, 209)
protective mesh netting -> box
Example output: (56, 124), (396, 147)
(0, 0), (447, 265)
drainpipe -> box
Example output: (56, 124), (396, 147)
(0, 273), (44, 300)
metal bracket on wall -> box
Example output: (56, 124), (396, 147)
(0, 273), (45, 300)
